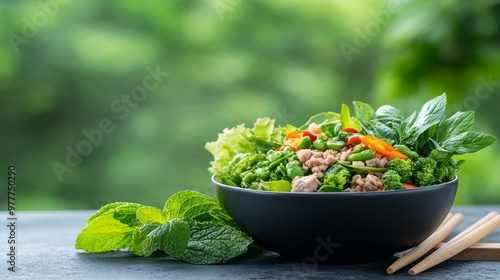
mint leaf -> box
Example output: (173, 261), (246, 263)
(130, 224), (160, 257)
(163, 190), (225, 223)
(136, 206), (167, 225)
(75, 213), (135, 252)
(87, 202), (143, 227)
(174, 220), (253, 264)
(113, 203), (144, 227)
(148, 218), (191, 257)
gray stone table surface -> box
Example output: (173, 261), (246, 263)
(1, 205), (499, 280)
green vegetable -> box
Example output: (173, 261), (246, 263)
(386, 158), (413, 183)
(320, 122), (341, 138)
(351, 143), (365, 154)
(394, 144), (419, 158)
(255, 167), (270, 180)
(260, 180), (292, 192)
(340, 103), (361, 131)
(338, 161), (388, 173)
(337, 131), (349, 142)
(205, 118), (283, 175)
(333, 123), (342, 137)
(299, 112), (340, 130)
(322, 165), (350, 190)
(381, 170), (403, 190)
(353, 93), (497, 161)
(76, 190), (253, 264)
(317, 185), (344, 192)
(347, 149), (376, 162)
(326, 139), (345, 151)
(298, 136), (312, 149)
(413, 157), (437, 187)
(286, 161), (304, 179)
(435, 159), (462, 184)
(242, 172), (257, 184)
(313, 138), (327, 151)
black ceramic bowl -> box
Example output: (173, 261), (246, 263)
(212, 176), (458, 263)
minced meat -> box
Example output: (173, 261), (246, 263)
(291, 174), (322, 192)
(350, 174), (383, 192)
(297, 149), (341, 177)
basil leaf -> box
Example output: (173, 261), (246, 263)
(404, 93), (447, 146)
(440, 131), (497, 154)
(353, 101), (375, 134)
(435, 111), (475, 142)
(371, 121), (396, 142)
(373, 105), (404, 128)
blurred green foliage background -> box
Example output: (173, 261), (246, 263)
(1, 0), (499, 210)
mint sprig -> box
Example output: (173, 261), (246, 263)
(75, 191), (253, 264)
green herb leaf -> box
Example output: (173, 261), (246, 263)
(174, 220), (253, 264)
(440, 131), (497, 154)
(404, 93), (447, 146)
(253, 117), (276, 142)
(340, 104), (361, 131)
(163, 190), (228, 224)
(148, 218), (191, 257)
(137, 206), (167, 225)
(130, 224), (160, 257)
(86, 202), (143, 227)
(299, 112), (340, 130)
(371, 121), (396, 142)
(75, 213), (135, 252)
(353, 101), (375, 135)
(435, 111), (475, 142)
(373, 105), (404, 128)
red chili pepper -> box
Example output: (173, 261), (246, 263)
(359, 135), (408, 159)
(302, 130), (317, 142)
(341, 127), (358, 133)
(402, 183), (418, 189)
(278, 131), (302, 151)
(347, 135), (361, 145)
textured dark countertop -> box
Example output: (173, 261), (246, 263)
(1, 205), (499, 279)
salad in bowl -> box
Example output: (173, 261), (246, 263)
(206, 93), (497, 193)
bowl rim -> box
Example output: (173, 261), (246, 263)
(211, 175), (458, 196)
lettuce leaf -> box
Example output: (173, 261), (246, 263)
(205, 117), (282, 175)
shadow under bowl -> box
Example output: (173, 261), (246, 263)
(212, 176), (458, 264)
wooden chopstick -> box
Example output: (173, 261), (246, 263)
(437, 211), (498, 250)
(429, 242), (500, 261)
(386, 212), (464, 274)
(408, 212), (500, 276)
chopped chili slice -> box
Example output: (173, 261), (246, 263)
(359, 135), (408, 159)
